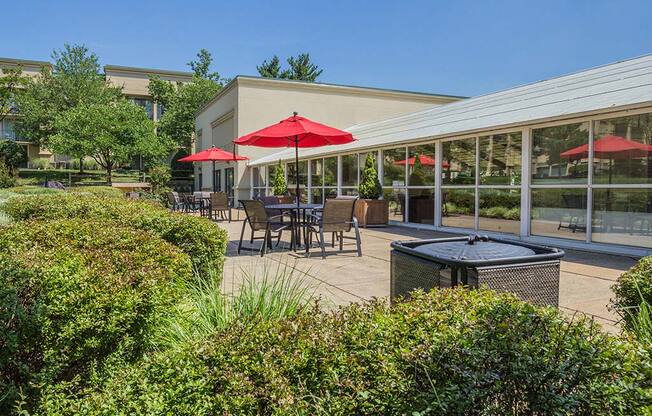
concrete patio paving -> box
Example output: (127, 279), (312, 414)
(219, 217), (637, 333)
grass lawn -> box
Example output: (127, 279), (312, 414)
(18, 168), (142, 186)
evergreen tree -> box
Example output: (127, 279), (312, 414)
(257, 53), (322, 82)
(358, 153), (382, 199)
(256, 56), (283, 79)
(272, 160), (287, 195)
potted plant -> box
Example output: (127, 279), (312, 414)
(355, 153), (388, 227)
(272, 160), (292, 203)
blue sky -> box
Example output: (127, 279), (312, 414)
(3, 0), (652, 97)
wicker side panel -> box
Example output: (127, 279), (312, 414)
(475, 260), (560, 307)
(390, 250), (441, 302)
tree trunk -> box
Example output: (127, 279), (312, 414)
(79, 157), (84, 174)
(106, 164), (112, 184)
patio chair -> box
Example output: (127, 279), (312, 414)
(238, 200), (295, 256)
(208, 192), (230, 222)
(258, 195), (283, 218)
(166, 191), (183, 211)
(305, 198), (362, 259)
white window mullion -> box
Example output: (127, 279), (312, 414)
(337, 155), (342, 197)
(586, 120), (594, 243)
(520, 128), (531, 237)
(474, 137), (480, 230)
(434, 140), (443, 227)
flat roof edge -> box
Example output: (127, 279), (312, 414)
(104, 64), (194, 78)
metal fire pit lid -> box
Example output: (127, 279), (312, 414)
(413, 235), (535, 261)
(390, 234), (563, 267)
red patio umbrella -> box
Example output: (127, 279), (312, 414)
(560, 135), (652, 184)
(178, 146), (248, 192)
(233, 112), (355, 209)
(393, 154), (450, 168)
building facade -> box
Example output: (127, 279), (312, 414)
(194, 75), (465, 200)
(0, 57), (193, 167)
(249, 55), (652, 255)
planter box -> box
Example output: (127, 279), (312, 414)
(276, 195), (294, 204)
(354, 199), (389, 227)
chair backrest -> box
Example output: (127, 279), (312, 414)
(259, 195), (280, 205)
(335, 195), (358, 200)
(241, 200), (269, 231)
(166, 191), (176, 205)
(321, 198), (356, 232)
(210, 192), (229, 209)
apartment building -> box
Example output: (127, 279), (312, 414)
(0, 57), (193, 167)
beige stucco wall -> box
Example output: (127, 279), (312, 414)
(195, 76), (462, 200)
(105, 67), (193, 97)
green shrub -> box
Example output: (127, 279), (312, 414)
(147, 164), (172, 196)
(272, 160), (287, 195)
(2, 193), (228, 277)
(5, 185), (62, 195)
(0, 219), (192, 412)
(358, 153), (382, 199)
(612, 256), (652, 331)
(67, 185), (124, 198)
(29, 157), (52, 170)
(41, 290), (652, 415)
(0, 140), (26, 170)
(0, 160), (17, 188)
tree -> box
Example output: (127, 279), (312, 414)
(15, 44), (122, 171)
(272, 160), (287, 195)
(0, 140), (27, 169)
(149, 49), (222, 148)
(257, 53), (323, 82)
(358, 153), (382, 199)
(50, 101), (171, 183)
(0, 66), (27, 124)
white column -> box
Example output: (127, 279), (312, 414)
(520, 128), (531, 237)
(307, 159), (312, 203)
(377, 149), (383, 198)
(337, 155), (342, 196)
(435, 140), (443, 227)
(586, 119), (594, 243)
(474, 137), (480, 230)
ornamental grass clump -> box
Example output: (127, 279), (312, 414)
(40, 289), (652, 415)
(612, 256), (652, 332)
(0, 219), (192, 413)
(2, 193), (228, 277)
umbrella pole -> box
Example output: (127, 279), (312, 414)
(212, 160), (216, 192)
(294, 136), (300, 208)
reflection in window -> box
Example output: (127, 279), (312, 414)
(1, 120), (17, 140)
(530, 188), (587, 240)
(383, 148), (406, 186)
(324, 157), (337, 186)
(532, 122), (589, 184)
(383, 188), (405, 222)
(252, 167), (265, 187)
(593, 114), (652, 185)
(442, 138), (476, 185)
(442, 188), (475, 229)
(131, 97), (154, 119)
(592, 188), (652, 247)
(408, 188), (434, 224)
(341, 188), (358, 197)
(310, 159), (323, 187)
(479, 189), (520, 234)
(407, 144), (436, 186)
(311, 188), (323, 204)
(341, 154), (357, 186)
(479, 133), (522, 185)
(358, 152), (372, 181)
(287, 161), (308, 186)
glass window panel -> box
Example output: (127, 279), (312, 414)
(442, 138), (476, 185)
(324, 157), (337, 186)
(267, 164), (279, 186)
(341, 154), (358, 186)
(408, 188), (434, 224)
(532, 122), (589, 184)
(441, 188), (475, 228)
(479, 133), (522, 185)
(383, 188), (405, 222)
(592, 188), (652, 247)
(341, 188), (358, 197)
(324, 188), (338, 200)
(310, 159), (323, 187)
(479, 189), (521, 234)
(252, 167), (265, 187)
(408, 144), (436, 186)
(311, 188), (323, 204)
(383, 147), (406, 186)
(2, 120), (16, 140)
(287, 161), (308, 186)
(530, 188), (587, 240)
(442, 188), (475, 229)
(288, 187), (308, 203)
(593, 114), (652, 184)
(131, 98), (154, 119)
(358, 152), (372, 181)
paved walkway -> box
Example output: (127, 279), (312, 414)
(219, 217), (637, 333)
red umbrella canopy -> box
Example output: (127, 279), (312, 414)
(233, 113), (355, 148)
(178, 146), (248, 162)
(560, 135), (652, 161)
(394, 154), (450, 168)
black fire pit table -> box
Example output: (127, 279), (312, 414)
(390, 235), (564, 306)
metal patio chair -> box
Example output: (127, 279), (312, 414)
(208, 192), (230, 222)
(166, 191), (183, 211)
(238, 200), (294, 256)
(305, 198), (362, 259)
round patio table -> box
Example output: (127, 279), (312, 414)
(265, 203), (323, 248)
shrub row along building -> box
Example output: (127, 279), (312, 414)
(197, 55), (652, 255)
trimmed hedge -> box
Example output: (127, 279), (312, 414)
(2, 193), (228, 277)
(0, 219), (193, 412)
(40, 290), (652, 415)
(67, 186), (124, 198)
(612, 256), (652, 331)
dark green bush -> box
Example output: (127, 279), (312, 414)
(67, 186), (124, 197)
(2, 193), (228, 276)
(612, 256), (652, 331)
(41, 289), (652, 415)
(0, 219), (192, 412)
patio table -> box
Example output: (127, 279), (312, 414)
(265, 203), (323, 248)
